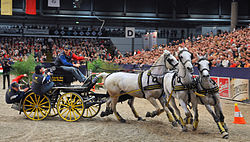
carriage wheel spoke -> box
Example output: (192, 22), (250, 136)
(33, 109), (37, 119)
(72, 110), (77, 120)
(70, 94), (73, 105)
(37, 108), (40, 120)
(65, 109), (70, 119)
(72, 95), (76, 105)
(73, 99), (80, 105)
(40, 105), (50, 109)
(73, 109), (81, 116)
(39, 96), (46, 103)
(29, 96), (36, 104)
(39, 107), (48, 114)
(37, 95), (41, 104)
(69, 109), (72, 121)
(38, 108), (46, 117)
(24, 104), (33, 107)
(39, 101), (49, 106)
(61, 109), (69, 116)
(90, 106), (97, 113)
(28, 108), (35, 116)
(34, 94), (38, 104)
(25, 107), (33, 111)
(85, 109), (88, 116)
(89, 109), (93, 116)
(74, 104), (83, 107)
(60, 103), (68, 107)
(25, 100), (34, 105)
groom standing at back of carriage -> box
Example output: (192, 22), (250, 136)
(54, 46), (91, 86)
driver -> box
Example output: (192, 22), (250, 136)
(54, 47), (91, 86)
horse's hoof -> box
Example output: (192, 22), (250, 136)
(222, 132), (229, 139)
(120, 119), (126, 123)
(100, 111), (105, 117)
(182, 127), (188, 132)
(171, 121), (178, 127)
(192, 127), (197, 131)
(138, 117), (146, 121)
(146, 112), (151, 117)
(223, 123), (228, 132)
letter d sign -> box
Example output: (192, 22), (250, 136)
(125, 27), (135, 38)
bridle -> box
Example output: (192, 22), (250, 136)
(150, 53), (178, 69)
(177, 50), (193, 79)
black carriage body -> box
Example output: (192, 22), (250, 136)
(51, 67), (76, 86)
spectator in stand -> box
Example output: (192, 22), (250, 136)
(2, 58), (12, 89)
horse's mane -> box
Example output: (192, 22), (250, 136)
(152, 53), (164, 66)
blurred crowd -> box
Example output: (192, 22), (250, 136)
(0, 37), (119, 63)
(115, 28), (250, 68)
(0, 28), (249, 68)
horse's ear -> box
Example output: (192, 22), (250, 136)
(197, 53), (201, 60)
(205, 53), (208, 59)
(164, 50), (170, 55)
(178, 47), (183, 51)
(183, 47), (188, 50)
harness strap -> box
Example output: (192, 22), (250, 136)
(147, 70), (151, 85)
(138, 72), (146, 98)
(198, 96), (204, 105)
(144, 84), (161, 90)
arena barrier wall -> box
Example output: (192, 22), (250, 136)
(118, 65), (250, 80)
(118, 64), (250, 101)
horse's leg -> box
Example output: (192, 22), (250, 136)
(214, 101), (228, 132)
(158, 96), (177, 127)
(170, 97), (187, 131)
(205, 105), (228, 139)
(191, 101), (199, 131)
(128, 97), (145, 121)
(145, 97), (161, 118)
(100, 97), (113, 117)
(111, 96), (126, 123)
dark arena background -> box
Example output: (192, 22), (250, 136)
(0, 0), (249, 141)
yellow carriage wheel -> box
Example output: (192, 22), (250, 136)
(57, 92), (85, 122)
(23, 92), (51, 121)
(82, 98), (101, 118)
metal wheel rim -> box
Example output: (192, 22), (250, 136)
(57, 92), (85, 122)
(23, 92), (51, 121)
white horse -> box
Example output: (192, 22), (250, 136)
(101, 50), (179, 124)
(192, 54), (228, 139)
(163, 47), (196, 131)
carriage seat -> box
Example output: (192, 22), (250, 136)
(51, 66), (76, 86)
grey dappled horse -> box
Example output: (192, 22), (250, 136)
(193, 54), (228, 139)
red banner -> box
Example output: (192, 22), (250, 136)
(211, 77), (230, 98)
(218, 78), (230, 98)
(26, 0), (36, 15)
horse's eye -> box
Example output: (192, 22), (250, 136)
(180, 56), (183, 59)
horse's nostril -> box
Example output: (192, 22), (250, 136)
(203, 74), (209, 77)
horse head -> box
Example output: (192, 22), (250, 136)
(178, 47), (194, 73)
(163, 50), (178, 70)
(196, 54), (211, 79)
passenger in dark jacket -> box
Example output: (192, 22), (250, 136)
(31, 65), (54, 96)
(5, 82), (28, 104)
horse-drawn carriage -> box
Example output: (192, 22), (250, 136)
(17, 63), (108, 122)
